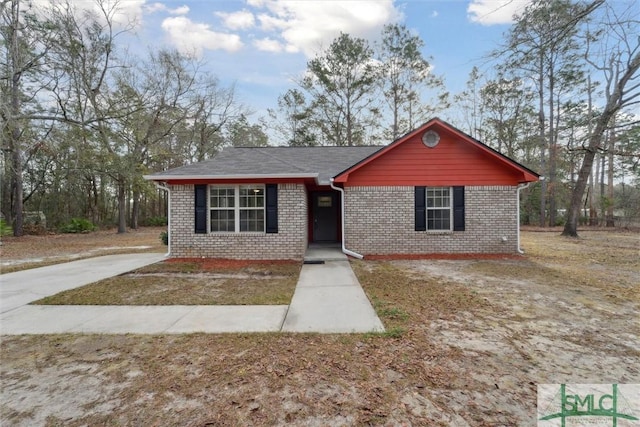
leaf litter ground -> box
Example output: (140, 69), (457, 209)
(1, 230), (638, 426)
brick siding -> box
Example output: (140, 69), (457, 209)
(169, 183), (307, 260)
(344, 186), (519, 255)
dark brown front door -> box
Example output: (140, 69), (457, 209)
(312, 192), (338, 242)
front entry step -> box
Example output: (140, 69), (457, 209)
(303, 245), (347, 263)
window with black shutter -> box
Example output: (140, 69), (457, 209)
(265, 184), (278, 233)
(196, 184), (275, 233)
(415, 186), (465, 232)
(453, 186), (465, 231)
(415, 186), (426, 231)
(194, 184), (207, 233)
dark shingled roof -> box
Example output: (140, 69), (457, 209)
(147, 146), (384, 184)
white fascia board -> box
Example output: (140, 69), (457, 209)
(143, 173), (319, 182)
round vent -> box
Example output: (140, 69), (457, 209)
(422, 130), (440, 148)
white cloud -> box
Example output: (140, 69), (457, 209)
(467, 0), (530, 25)
(254, 37), (283, 52)
(251, 0), (401, 57)
(170, 5), (190, 15)
(145, 3), (190, 15)
(216, 9), (255, 30)
(257, 13), (288, 31)
(161, 17), (243, 57)
(145, 3), (167, 13)
(431, 10), (439, 18)
(113, 1), (146, 28)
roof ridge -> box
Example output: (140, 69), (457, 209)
(227, 145), (383, 149)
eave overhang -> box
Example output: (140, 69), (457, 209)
(143, 173), (321, 184)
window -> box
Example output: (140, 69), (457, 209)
(209, 185), (264, 232)
(415, 186), (464, 232)
(210, 187), (235, 232)
(317, 196), (332, 207)
(426, 187), (452, 231)
(239, 186), (264, 232)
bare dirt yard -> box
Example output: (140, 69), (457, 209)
(0, 227), (166, 273)
(1, 229), (639, 426)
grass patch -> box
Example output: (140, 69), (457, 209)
(33, 261), (301, 306)
(377, 306), (409, 321)
(351, 260), (490, 327)
(364, 326), (406, 339)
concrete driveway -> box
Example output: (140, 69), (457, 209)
(0, 253), (166, 314)
(0, 250), (383, 334)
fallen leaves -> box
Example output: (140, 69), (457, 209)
(1, 230), (639, 426)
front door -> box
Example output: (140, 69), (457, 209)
(312, 192), (338, 242)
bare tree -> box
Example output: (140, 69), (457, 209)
(501, 0), (599, 226)
(1, 0), (56, 235)
(563, 3), (640, 236)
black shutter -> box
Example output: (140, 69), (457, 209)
(265, 184), (278, 233)
(415, 186), (426, 231)
(453, 186), (465, 231)
(194, 184), (207, 234)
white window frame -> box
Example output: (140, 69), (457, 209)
(426, 187), (453, 231)
(209, 184), (265, 233)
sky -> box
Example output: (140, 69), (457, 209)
(68, 0), (531, 121)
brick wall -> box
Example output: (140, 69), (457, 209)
(169, 183), (307, 260)
(344, 186), (519, 255)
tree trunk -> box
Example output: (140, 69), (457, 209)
(547, 72), (556, 227)
(599, 153), (605, 223)
(9, 0), (23, 237)
(562, 69), (633, 237)
(537, 56), (547, 227)
(588, 162), (597, 226)
(563, 141), (599, 236)
(346, 98), (353, 146)
(117, 178), (127, 234)
(130, 188), (140, 229)
(606, 127), (615, 227)
(586, 75), (597, 227)
(1, 153), (12, 225)
(11, 138), (24, 237)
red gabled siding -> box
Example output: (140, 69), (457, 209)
(341, 128), (527, 186)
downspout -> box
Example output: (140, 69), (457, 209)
(153, 181), (171, 257)
(329, 178), (364, 259)
(516, 182), (532, 254)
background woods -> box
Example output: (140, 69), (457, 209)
(1, 0), (638, 236)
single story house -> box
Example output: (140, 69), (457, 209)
(144, 118), (539, 260)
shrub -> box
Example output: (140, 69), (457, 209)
(23, 223), (48, 235)
(0, 219), (12, 236)
(160, 231), (168, 245)
(60, 218), (96, 233)
(144, 216), (168, 226)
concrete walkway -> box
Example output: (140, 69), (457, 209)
(282, 247), (384, 333)
(0, 249), (383, 335)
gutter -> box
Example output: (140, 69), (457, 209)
(329, 178), (364, 260)
(153, 181), (171, 257)
(516, 182), (532, 254)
